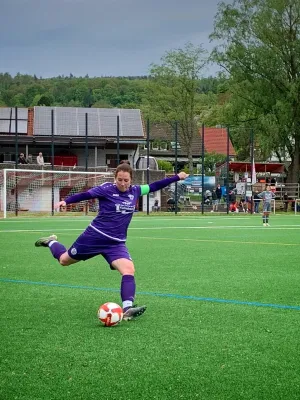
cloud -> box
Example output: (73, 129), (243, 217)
(0, 0), (224, 77)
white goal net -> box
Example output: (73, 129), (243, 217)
(0, 169), (114, 218)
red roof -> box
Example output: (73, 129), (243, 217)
(202, 127), (236, 155)
(226, 161), (285, 173)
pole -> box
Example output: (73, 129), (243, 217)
(175, 121), (178, 215)
(201, 123), (205, 215)
(146, 119), (150, 215)
(85, 113), (89, 216)
(85, 113), (88, 171)
(117, 115), (120, 165)
(226, 127), (230, 214)
(15, 107), (18, 217)
(51, 109), (55, 215)
(250, 127), (254, 214)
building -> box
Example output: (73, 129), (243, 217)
(0, 106), (146, 168)
(139, 123), (236, 170)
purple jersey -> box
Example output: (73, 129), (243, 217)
(87, 182), (141, 242)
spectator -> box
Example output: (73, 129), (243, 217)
(229, 190), (236, 204)
(36, 152), (45, 165)
(211, 189), (218, 212)
(204, 189), (212, 206)
(253, 191), (260, 213)
(283, 192), (289, 212)
(153, 199), (160, 212)
(216, 184), (222, 204)
(18, 153), (28, 164)
(238, 198), (247, 213)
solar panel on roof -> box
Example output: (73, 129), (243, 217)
(0, 107), (28, 133)
(33, 106), (144, 137)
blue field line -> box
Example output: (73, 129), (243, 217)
(0, 277), (299, 311)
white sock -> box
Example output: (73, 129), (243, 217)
(123, 300), (133, 310)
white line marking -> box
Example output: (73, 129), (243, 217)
(1, 225), (300, 233)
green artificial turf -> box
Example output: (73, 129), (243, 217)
(0, 214), (299, 400)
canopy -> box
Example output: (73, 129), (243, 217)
(218, 161), (285, 174)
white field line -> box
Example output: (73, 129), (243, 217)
(0, 217), (254, 223)
(1, 225), (300, 234)
(0, 229), (299, 247)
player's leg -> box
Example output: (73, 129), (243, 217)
(262, 202), (268, 225)
(110, 255), (146, 321)
(35, 235), (79, 266)
(265, 203), (271, 226)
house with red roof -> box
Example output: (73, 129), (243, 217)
(203, 127), (236, 157)
(140, 124), (236, 170)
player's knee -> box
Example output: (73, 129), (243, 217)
(59, 255), (71, 266)
(126, 264), (135, 275)
(120, 262), (135, 275)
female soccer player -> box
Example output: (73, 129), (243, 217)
(258, 184), (276, 226)
(35, 163), (188, 321)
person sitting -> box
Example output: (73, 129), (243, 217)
(204, 190), (212, 205)
(18, 153), (28, 164)
(36, 152), (45, 165)
(229, 202), (238, 212)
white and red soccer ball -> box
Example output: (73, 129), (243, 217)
(97, 302), (123, 327)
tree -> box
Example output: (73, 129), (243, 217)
(146, 43), (207, 173)
(203, 152), (227, 176)
(210, 0), (300, 182)
(157, 160), (173, 173)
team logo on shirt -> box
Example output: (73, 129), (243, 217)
(70, 247), (77, 255)
(128, 194), (134, 200)
(115, 201), (135, 214)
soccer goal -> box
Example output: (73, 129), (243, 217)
(294, 199), (300, 215)
(0, 169), (114, 218)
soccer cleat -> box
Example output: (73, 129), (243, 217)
(35, 234), (57, 247)
(266, 223), (270, 227)
(263, 223), (266, 226)
(123, 305), (147, 321)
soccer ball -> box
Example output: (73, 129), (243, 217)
(97, 302), (123, 327)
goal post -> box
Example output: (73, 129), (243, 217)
(0, 169), (114, 218)
(295, 199), (300, 215)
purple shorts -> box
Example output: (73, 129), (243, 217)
(67, 226), (132, 266)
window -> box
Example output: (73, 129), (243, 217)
(170, 142), (181, 149)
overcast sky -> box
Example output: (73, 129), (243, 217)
(1, 0), (226, 78)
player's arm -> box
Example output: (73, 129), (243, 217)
(55, 191), (93, 209)
(55, 184), (108, 208)
(257, 192), (264, 199)
(139, 172), (189, 196)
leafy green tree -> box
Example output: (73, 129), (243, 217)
(146, 43), (207, 173)
(31, 93), (54, 106)
(210, 0), (300, 182)
(157, 159), (173, 173)
(202, 152), (227, 176)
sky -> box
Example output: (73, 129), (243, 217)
(0, 0), (226, 78)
